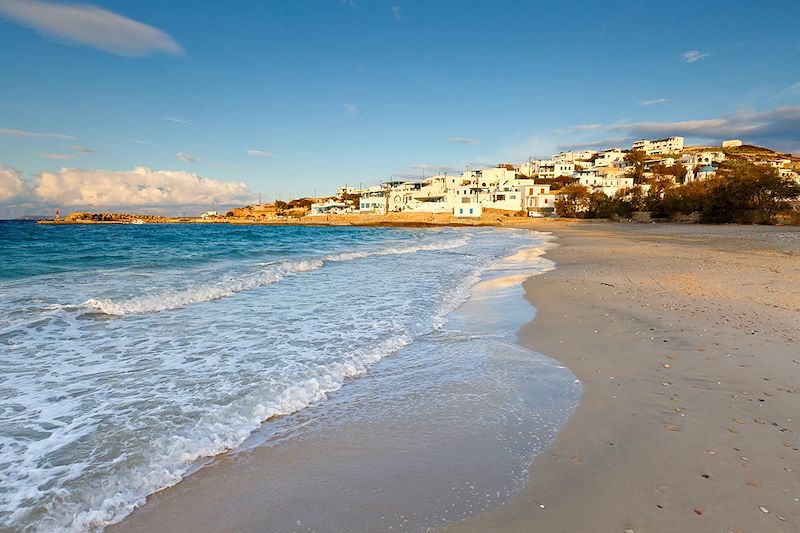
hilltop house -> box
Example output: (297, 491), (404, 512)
(632, 136), (684, 155)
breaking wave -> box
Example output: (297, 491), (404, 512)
(83, 236), (471, 316)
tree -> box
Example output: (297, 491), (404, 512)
(586, 191), (614, 218)
(651, 161), (688, 183)
(288, 197), (314, 209)
(555, 184), (591, 217)
(660, 180), (709, 217)
(624, 149), (647, 184)
(552, 174), (578, 190)
(341, 192), (361, 206)
(645, 176), (677, 216)
(710, 160), (800, 223)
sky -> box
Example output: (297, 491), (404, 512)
(1, 0), (799, 217)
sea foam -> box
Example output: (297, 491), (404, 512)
(81, 235), (471, 316)
(0, 225), (551, 532)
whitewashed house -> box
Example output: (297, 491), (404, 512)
(359, 187), (388, 212)
(594, 148), (625, 166)
(310, 200), (348, 215)
(631, 136), (684, 155)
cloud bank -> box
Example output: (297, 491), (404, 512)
(0, 166), (253, 208)
(557, 106), (800, 153)
(0, 0), (183, 56)
(0, 166), (27, 202)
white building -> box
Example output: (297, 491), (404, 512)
(359, 187), (387, 212)
(601, 176), (634, 197)
(337, 185), (364, 196)
(576, 169), (602, 187)
(553, 150), (597, 164)
(722, 139), (743, 148)
(554, 162), (575, 177)
(594, 148), (624, 166)
(631, 136), (685, 155)
(520, 182), (556, 214)
(310, 200), (348, 215)
(453, 204), (482, 218)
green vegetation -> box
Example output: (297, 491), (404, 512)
(624, 149), (647, 184)
(555, 160), (800, 224)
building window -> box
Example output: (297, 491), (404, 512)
(544, 199), (549, 204)
(469, 208), (473, 214)
(459, 208), (463, 214)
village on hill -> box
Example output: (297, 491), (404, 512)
(291, 137), (800, 224)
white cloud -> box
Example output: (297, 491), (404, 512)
(555, 123), (603, 135)
(448, 137), (478, 145)
(391, 5), (401, 21)
(40, 152), (75, 160)
(165, 116), (188, 124)
(69, 145), (96, 153)
(682, 50), (709, 63)
(556, 106), (800, 153)
(0, 165), (27, 202)
(556, 137), (632, 151)
(31, 166), (253, 207)
(639, 98), (668, 106)
(0, 127), (75, 140)
(246, 149), (273, 158)
(344, 103), (358, 114)
(0, 0), (183, 56)
(128, 138), (150, 144)
(176, 152), (196, 163)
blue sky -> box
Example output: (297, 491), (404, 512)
(1, 0), (799, 215)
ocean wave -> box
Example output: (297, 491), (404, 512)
(83, 258), (324, 316)
(81, 236), (471, 316)
(61, 335), (412, 532)
(1, 228), (556, 533)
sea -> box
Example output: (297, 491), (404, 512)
(0, 221), (580, 532)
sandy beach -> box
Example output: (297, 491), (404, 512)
(107, 222), (800, 533)
(451, 222), (800, 532)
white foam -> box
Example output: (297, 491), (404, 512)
(81, 236), (471, 316)
(83, 258), (324, 315)
(0, 228), (556, 533)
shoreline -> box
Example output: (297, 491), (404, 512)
(449, 223), (800, 532)
(108, 228), (578, 533)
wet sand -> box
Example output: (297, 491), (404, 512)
(450, 222), (800, 532)
(109, 235), (579, 533)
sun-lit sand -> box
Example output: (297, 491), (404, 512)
(450, 222), (800, 532)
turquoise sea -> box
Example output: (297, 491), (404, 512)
(0, 221), (579, 532)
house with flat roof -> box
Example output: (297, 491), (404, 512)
(631, 136), (684, 155)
